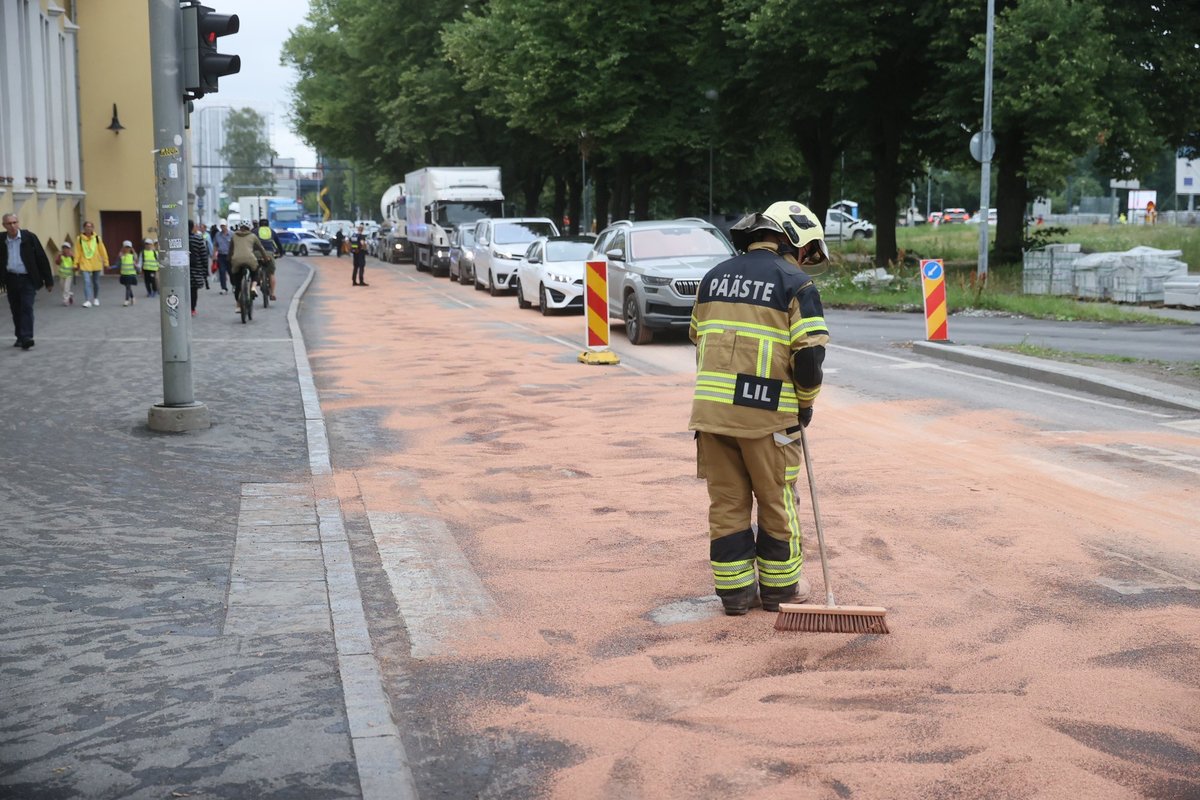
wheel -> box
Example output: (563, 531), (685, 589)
(624, 292), (652, 345)
(539, 284), (552, 316)
(516, 280), (532, 308)
(240, 293), (247, 324)
(474, 267), (485, 291)
(488, 271), (501, 296)
(300, 245), (308, 255)
(852, 230), (867, 240)
(262, 282), (270, 308)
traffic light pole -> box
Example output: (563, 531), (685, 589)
(147, 0), (210, 432)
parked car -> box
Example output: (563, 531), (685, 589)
(824, 209), (875, 240)
(320, 219), (355, 241)
(967, 209), (998, 225)
(588, 217), (734, 345)
(448, 223), (479, 284)
(941, 208), (970, 224)
(926, 211), (944, 225)
(472, 217), (560, 295)
(277, 229), (332, 256)
(514, 235), (596, 315)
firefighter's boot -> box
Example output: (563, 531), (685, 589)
(711, 529), (758, 616)
(759, 577), (811, 612)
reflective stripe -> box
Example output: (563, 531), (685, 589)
(695, 319), (790, 344)
(756, 338), (770, 376)
(711, 558), (755, 590)
(757, 484), (804, 587)
(790, 315), (828, 344)
(695, 370), (799, 411)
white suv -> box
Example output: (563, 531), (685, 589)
(589, 218), (734, 345)
(472, 217), (559, 295)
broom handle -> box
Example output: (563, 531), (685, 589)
(799, 426), (837, 607)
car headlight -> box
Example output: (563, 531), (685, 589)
(496, 251), (520, 260)
(546, 271), (572, 283)
(463, 252), (474, 262)
(642, 275), (672, 286)
(436, 250), (447, 258)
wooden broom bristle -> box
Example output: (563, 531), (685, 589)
(773, 604), (889, 634)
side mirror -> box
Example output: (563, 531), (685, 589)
(527, 256), (541, 264)
(605, 249), (624, 261)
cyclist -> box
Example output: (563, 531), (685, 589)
(256, 218), (285, 301)
(230, 221), (269, 310)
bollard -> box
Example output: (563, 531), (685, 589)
(920, 259), (948, 341)
(578, 260), (620, 365)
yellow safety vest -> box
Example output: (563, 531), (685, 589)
(58, 255), (75, 278)
(120, 252), (137, 276)
(142, 250), (159, 271)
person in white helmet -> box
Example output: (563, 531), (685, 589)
(688, 201), (830, 616)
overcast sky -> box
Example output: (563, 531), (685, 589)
(192, 0), (316, 166)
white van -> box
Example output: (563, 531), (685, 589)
(471, 217), (559, 295)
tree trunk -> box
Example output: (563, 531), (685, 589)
(870, 124), (901, 269)
(552, 173), (566, 232)
(594, 165), (611, 232)
(993, 129), (1028, 265)
(795, 111), (839, 224)
(673, 157), (692, 219)
(522, 169), (544, 216)
(633, 157), (652, 220)
(567, 172), (581, 237)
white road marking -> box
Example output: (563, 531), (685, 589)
(1080, 442), (1200, 475)
(1009, 456), (1127, 490)
(1162, 418), (1200, 433)
(368, 511), (497, 660)
(830, 343), (1174, 418)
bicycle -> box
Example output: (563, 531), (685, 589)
(237, 265), (259, 324)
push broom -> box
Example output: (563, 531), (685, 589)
(774, 427), (889, 634)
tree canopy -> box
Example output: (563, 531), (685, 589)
(282, 0), (1199, 263)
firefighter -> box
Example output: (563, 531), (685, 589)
(689, 201), (830, 616)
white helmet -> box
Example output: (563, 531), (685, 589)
(730, 201), (829, 264)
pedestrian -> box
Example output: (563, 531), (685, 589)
(333, 228), (345, 258)
(188, 220), (209, 316)
(214, 220), (232, 294)
(140, 238), (160, 297)
(1, 212), (55, 350)
(350, 223), (368, 286)
(117, 240), (139, 306)
(688, 201), (830, 616)
(76, 219), (108, 308)
(56, 241), (76, 305)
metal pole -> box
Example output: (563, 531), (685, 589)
(708, 145), (713, 220)
(977, 0), (995, 277)
(147, 0), (209, 431)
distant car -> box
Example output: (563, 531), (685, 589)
(588, 217), (735, 345)
(926, 211), (944, 225)
(277, 229), (331, 256)
(514, 235), (596, 315)
(472, 217), (560, 295)
(320, 220), (354, 240)
(824, 209), (875, 240)
(967, 209), (998, 225)
(448, 223), (479, 284)
(941, 208), (970, 224)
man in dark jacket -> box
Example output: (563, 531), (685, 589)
(1, 213), (54, 350)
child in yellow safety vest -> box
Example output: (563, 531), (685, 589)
(140, 238), (160, 297)
(117, 240), (139, 306)
(56, 242), (77, 305)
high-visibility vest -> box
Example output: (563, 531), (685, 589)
(257, 226), (277, 254)
(120, 252), (137, 276)
(57, 255), (75, 278)
(142, 250), (159, 272)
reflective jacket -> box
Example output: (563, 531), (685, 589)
(119, 252), (137, 275)
(141, 249), (159, 272)
(688, 242), (828, 438)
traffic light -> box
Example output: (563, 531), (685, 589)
(182, 3), (240, 99)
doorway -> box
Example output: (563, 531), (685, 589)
(99, 211), (144, 274)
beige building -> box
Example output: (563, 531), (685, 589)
(2, 0), (158, 263)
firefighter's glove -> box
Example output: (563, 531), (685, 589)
(797, 407), (813, 428)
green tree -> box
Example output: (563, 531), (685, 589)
(220, 108), (276, 197)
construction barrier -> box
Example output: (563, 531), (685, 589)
(920, 259), (948, 341)
(578, 260), (620, 365)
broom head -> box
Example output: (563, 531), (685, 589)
(774, 603), (889, 634)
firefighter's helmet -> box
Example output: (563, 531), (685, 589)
(730, 201), (829, 264)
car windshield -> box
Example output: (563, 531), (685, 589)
(436, 201), (503, 228)
(495, 222), (557, 245)
(545, 241), (593, 261)
(460, 229), (476, 247)
(629, 227), (731, 259)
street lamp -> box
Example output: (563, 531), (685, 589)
(704, 89), (719, 220)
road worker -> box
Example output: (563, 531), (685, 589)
(689, 201), (830, 616)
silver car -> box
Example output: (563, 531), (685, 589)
(589, 218), (734, 344)
(448, 223), (478, 284)
(472, 217), (560, 295)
